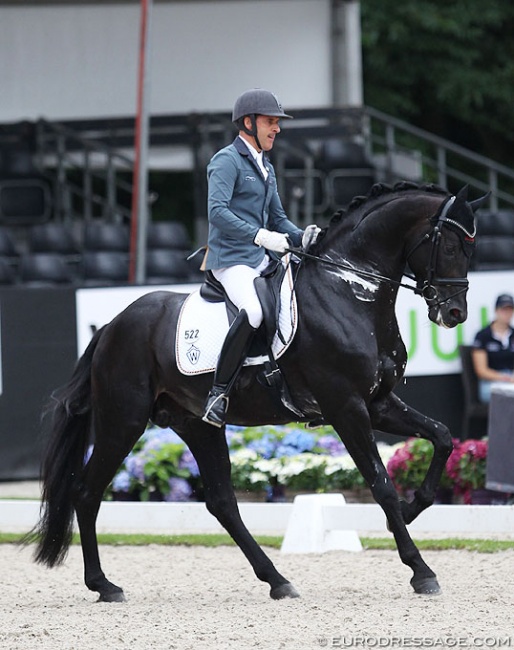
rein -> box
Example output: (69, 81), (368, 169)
(288, 195), (474, 307)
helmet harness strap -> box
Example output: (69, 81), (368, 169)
(242, 114), (263, 152)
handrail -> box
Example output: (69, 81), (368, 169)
(35, 119), (136, 223)
(363, 106), (514, 210)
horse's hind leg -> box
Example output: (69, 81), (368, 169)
(178, 418), (299, 600)
(74, 400), (151, 602)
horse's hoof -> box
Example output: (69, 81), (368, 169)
(270, 582), (300, 600)
(411, 577), (441, 596)
(97, 589), (126, 603)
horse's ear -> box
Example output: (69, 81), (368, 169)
(469, 192), (491, 213)
(455, 185), (469, 202)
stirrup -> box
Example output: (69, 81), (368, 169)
(202, 391), (229, 428)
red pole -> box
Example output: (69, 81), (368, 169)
(129, 0), (151, 283)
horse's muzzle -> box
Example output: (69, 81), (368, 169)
(431, 302), (467, 328)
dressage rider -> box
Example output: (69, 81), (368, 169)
(202, 88), (320, 427)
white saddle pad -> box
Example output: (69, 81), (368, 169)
(176, 256), (298, 375)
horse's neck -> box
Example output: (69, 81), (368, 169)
(326, 196), (433, 277)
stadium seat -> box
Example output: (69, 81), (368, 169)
(476, 210), (514, 237)
(474, 236), (514, 270)
(20, 253), (73, 285)
(0, 256), (16, 284)
(0, 227), (20, 259)
(146, 221), (191, 251)
(29, 223), (79, 255)
(145, 249), (191, 284)
(84, 222), (130, 252)
(458, 345), (489, 439)
(82, 251), (130, 285)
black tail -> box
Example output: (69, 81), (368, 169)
(26, 326), (106, 567)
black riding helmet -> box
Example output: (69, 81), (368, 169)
(232, 89), (293, 151)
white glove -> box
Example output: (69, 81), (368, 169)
(302, 224), (321, 250)
(254, 228), (290, 253)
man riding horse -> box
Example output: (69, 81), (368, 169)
(202, 88), (320, 427)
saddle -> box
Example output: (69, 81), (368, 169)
(176, 255), (306, 419)
(200, 258), (290, 351)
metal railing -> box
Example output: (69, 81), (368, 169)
(363, 107), (514, 211)
(32, 107), (514, 230)
(35, 119), (136, 223)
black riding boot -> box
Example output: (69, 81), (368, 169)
(202, 310), (256, 428)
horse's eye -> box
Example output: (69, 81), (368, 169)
(444, 244), (456, 255)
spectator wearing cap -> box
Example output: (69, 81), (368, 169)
(472, 293), (514, 402)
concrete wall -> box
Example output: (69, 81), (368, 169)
(0, 0), (331, 122)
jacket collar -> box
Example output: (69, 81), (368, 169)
(233, 137), (269, 182)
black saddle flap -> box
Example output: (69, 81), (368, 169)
(254, 259), (287, 346)
(200, 271), (239, 321)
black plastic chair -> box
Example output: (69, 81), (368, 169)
(0, 256), (16, 284)
(82, 251), (130, 285)
(146, 222), (191, 251)
(84, 222), (130, 252)
(458, 345), (489, 439)
(476, 210), (514, 237)
(20, 253), (73, 286)
(145, 249), (191, 284)
(474, 236), (514, 270)
(0, 227), (20, 259)
(29, 223), (79, 255)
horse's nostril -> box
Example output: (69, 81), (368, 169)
(450, 308), (462, 319)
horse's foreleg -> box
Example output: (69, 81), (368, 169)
(370, 392), (453, 524)
(327, 399), (441, 595)
(180, 420), (299, 600)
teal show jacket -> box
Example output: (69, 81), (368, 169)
(204, 137), (303, 270)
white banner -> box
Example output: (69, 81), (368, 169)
(75, 271), (514, 377)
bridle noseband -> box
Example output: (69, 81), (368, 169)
(288, 194), (476, 307)
(404, 195), (476, 306)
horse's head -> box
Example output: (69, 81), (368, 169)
(406, 186), (488, 328)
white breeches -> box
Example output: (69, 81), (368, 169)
(212, 255), (269, 329)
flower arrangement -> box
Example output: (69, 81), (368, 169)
(446, 438), (488, 494)
(386, 437), (458, 495)
(106, 425), (498, 505)
(108, 428), (200, 502)
(105, 424), (397, 502)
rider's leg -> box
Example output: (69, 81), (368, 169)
(202, 262), (266, 427)
(202, 310), (256, 427)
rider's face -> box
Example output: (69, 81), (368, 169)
(244, 115), (281, 152)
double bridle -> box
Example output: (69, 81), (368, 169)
(289, 195), (476, 308)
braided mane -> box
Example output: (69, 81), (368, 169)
(312, 181), (448, 252)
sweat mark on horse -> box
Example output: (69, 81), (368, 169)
(27, 182), (487, 602)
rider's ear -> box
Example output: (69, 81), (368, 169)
(469, 192), (491, 213)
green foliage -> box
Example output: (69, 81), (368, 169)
(140, 443), (190, 501)
(361, 0), (514, 162)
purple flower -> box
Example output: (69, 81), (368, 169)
(112, 470), (131, 493)
(165, 477), (192, 502)
(281, 429), (316, 452)
(125, 455), (146, 483)
(179, 449), (200, 477)
(317, 435), (346, 456)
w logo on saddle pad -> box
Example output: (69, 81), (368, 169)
(176, 256), (298, 375)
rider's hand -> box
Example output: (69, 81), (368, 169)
(254, 229), (290, 253)
(302, 224), (321, 250)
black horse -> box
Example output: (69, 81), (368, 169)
(30, 182), (486, 602)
